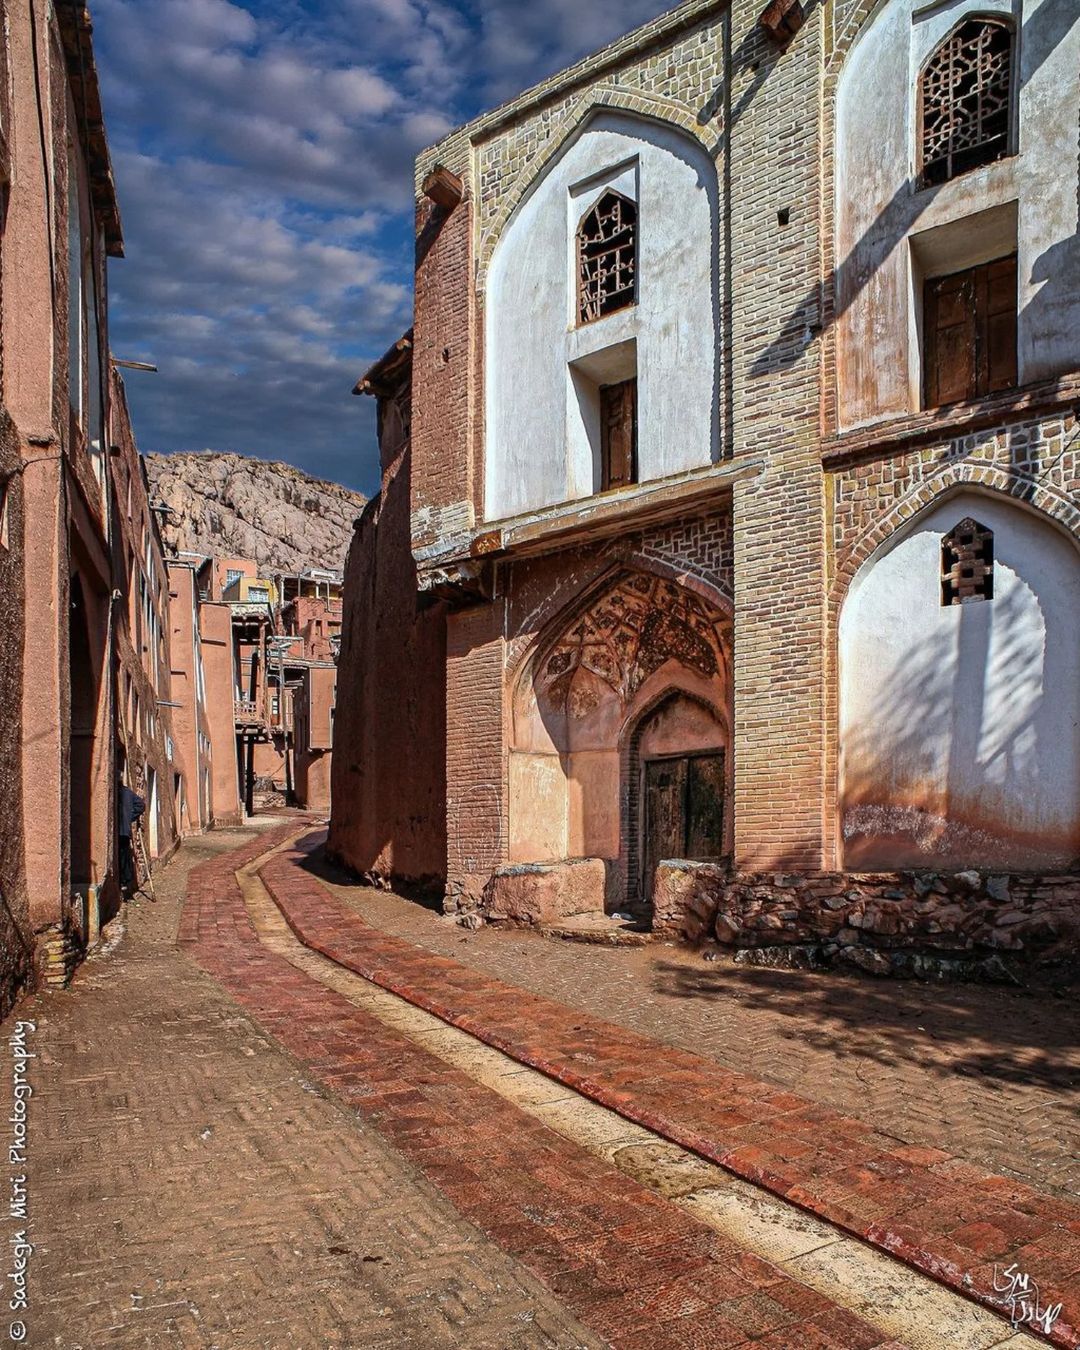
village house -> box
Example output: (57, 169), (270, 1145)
(167, 552), (341, 819)
(331, 0), (1079, 972)
(0, 0), (188, 1009)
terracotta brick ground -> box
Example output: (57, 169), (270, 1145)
(263, 832), (1080, 1349)
(10, 827), (607, 1348)
(184, 828), (903, 1350)
(309, 846), (1080, 1201)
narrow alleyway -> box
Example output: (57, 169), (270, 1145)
(7, 827), (1075, 1348)
(11, 828), (602, 1348)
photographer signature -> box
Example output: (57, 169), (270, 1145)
(992, 1263), (1062, 1336)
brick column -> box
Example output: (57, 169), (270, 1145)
(444, 601), (505, 910)
(411, 194), (475, 552)
(729, 0), (827, 873)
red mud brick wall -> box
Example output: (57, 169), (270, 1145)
(410, 194), (474, 553)
(444, 601), (505, 909)
(328, 444), (447, 893)
(0, 407), (30, 1014)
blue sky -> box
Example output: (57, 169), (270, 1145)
(93, 0), (671, 494)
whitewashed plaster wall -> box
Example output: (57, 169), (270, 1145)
(834, 0), (1080, 429)
(484, 111), (719, 521)
(839, 490), (1080, 870)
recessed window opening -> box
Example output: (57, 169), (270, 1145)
(923, 253), (1017, 406)
(577, 190), (636, 324)
(941, 517), (994, 604)
(919, 19), (1013, 187)
(599, 378), (637, 491)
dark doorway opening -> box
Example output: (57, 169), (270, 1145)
(69, 574), (98, 886)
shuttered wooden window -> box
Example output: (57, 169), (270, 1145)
(599, 379), (637, 491)
(923, 254), (1017, 407)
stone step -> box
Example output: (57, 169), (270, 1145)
(538, 911), (652, 946)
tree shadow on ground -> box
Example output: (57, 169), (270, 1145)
(650, 956), (1079, 1093)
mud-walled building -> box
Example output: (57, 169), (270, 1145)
(0, 0), (189, 1010)
(331, 0), (1080, 973)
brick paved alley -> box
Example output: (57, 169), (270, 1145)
(8, 828), (602, 1349)
(310, 854), (1079, 1201)
(6, 825), (1075, 1349)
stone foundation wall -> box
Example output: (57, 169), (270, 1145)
(653, 861), (1080, 973)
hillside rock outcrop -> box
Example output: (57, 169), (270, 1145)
(145, 450), (365, 574)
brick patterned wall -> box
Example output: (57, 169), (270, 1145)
(831, 412), (1080, 574)
(471, 17), (728, 249)
(445, 602), (506, 907)
(728, 0), (827, 874)
(624, 511), (734, 601)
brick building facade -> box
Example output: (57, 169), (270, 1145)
(0, 0), (191, 1009)
(331, 0), (1079, 971)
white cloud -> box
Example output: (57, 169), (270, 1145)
(93, 0), (671, 491)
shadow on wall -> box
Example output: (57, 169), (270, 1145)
(840, 492), (1080, 870)
(747, 0), (1078, 381)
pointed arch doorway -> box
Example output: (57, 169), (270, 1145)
(510, 567), (732, 914)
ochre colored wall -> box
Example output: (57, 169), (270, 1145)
(200, 604), (242, 826)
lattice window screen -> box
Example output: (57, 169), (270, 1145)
(577, 191), (637, 324)
(920, 19), (1012, 186)
(941, 517), (994, 605)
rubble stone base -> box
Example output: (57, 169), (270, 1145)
(653, 860), (1080, 972)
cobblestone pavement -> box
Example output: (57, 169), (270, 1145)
(264, 835), (1080, 1348)
(5, 826), (604, 1349)
(309, 853), (1079, 1201)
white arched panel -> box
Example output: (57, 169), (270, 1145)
(485, 110), (719, 520)
(839, 491), (1080, 869)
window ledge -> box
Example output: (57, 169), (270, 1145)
(822, 374), (1080, 470)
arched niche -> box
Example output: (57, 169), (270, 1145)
(838, 489), (1080, 870)
(485, 109), (719, 520)
(509, 570), (731, 902)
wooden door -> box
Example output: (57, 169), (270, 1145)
(923, 254), (1017, 407)
(643, 752), (726, 897)
(599, 379), (637, 490)
(644, 758), (688, 893)
(686, 753), (726, 859)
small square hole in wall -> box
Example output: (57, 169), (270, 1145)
(777, 207), (790, 226)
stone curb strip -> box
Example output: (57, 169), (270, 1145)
(180, 824), (905, 1350)
(258, 830), (1080, 1350)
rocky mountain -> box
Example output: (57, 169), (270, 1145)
(145, 451), (365, 575)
